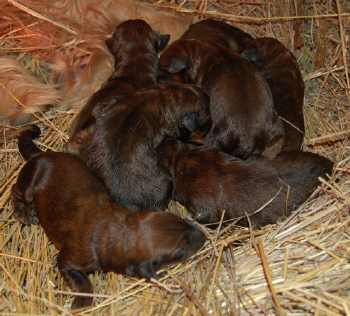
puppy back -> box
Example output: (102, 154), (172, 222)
(181, 19), (253, 53)
(18, 125), (42, 161)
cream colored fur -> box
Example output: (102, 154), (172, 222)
(0, 0), (191, 126)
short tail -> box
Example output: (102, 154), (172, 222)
(18, 125), (43, 161)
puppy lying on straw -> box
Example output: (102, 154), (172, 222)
(66, 19), (170, 159)
(159, 39), (285, 160)
(11, 126), (206, 309)
(157, 138), (334, 227)
(87, 84), (212, 211)
(242, 37), (305, 151)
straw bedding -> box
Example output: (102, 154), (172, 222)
(0, 0), (349, 315)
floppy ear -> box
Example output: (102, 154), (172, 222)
(156, 34), (170, 52)
(105, 37), (119, 55)
(180, 113), (200, 133)
(137, 260), (158, 280)
(241, 47), (261, 63)
(168, 56), (188, 74)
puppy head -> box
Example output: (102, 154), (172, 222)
(242, 37), (294, 67)
(106, 19), (170, 56)
(178, 112), (212, 145)
(128, 210), (206, 279)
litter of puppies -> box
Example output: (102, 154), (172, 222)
(8, 18), (335, 310)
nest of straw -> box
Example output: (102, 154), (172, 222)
(1, 0), (349, 315)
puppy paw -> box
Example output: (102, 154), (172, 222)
(13, 206), (32, 226)
(262, 135), (284, 159)
(71, 296), (94, 310)
(30, 209), (39, 225)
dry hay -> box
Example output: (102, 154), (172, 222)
(1, 0), (350, 315)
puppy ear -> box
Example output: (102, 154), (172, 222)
(156, 34), (170, 52)
(180, 113), (200, 133)
(168, 56), (188, 74)
(241, 47), (261, 63)
(105, 37), (118, 55)
(137, 260), (158, 280)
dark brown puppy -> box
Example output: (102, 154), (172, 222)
(157, 138), (333, 227)
(158, 39), (284, 160)
(66, 19), (170, 159)
(241, 37), (305, 151)
(11, 126), (206, 310)
(180, 19), (253, 53)
(86, 83), (212, 211)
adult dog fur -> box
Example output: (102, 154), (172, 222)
(66, 20), (170, 159)
(87, 84), (212, 211)
(157, 138), (333, 227)
(180, 19), (253, 53)
(11, 126), (206, 309)
(158, 39), (284, 160)
(0, 56), (61, 127)
(242, 37), (305, 151)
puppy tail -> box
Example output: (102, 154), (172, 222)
(18, 125), (43, 161)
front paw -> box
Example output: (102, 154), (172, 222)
(13, 206), (32, 226)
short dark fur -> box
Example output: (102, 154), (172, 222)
(180, 19), (253, 53)
(241, 37), (305, 151)
(86, 83), (212, 211)
(157, 138), (333, 227)
(11, 127), (206, 309)
(66, 19), (170, 159)
(158, 39), (284, 160)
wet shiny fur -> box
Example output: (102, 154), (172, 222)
(66, 20), (169, 159)
(180, 19), (253, 53)
(86, 84), (212, 211)
(11, 126), (206, 309)
(158, 39), (285, 160)
(157, 138), (333, 227)
(242, 37), (305, 151)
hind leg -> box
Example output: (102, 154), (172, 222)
(11, 161), (42, 225)
(57, 249), (94, 309)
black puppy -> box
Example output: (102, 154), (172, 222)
(11, 126), (206, 309)
(66, 19), (170, 159)
(159, 39), (284, 160)
(242, 37), (305, 151)
(180, 19), (253, 53)
(157, 138), (333, 227)
(86, 83), (212, 211)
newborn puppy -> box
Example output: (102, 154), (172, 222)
(66, 19), (170, 159)
(241, 37), (305, 151)
(180, 19), (253, 53)
(159, 39), (284, 160)
(157, 138), (333, 227)
(11, 126), (206, 310)
(87, 84), (212, 211)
